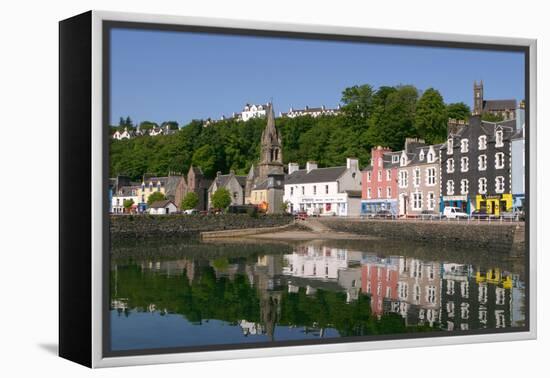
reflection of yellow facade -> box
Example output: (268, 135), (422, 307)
(476, 268), (513, 289)
(475, 194), (512, 216)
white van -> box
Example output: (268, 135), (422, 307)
(443, 206), (469, 219)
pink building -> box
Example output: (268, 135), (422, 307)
(361, 146), (399, 215)
(361, 259), (399, 316)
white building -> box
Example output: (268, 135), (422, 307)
(111, 185), (140, 214)
(147, 200), (178, 215)
(283, 158), (362, 216)
(279, 105), (341, 118)
(112, 127), (135, 140)
(240, 103), (268, 122)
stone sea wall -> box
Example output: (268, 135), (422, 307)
(110, 214), (294, 240)
(320, 218), (525, 252)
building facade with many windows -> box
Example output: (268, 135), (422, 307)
(395, 139), (442, 216)
(361, 146), (399, 215)
(440, 115), (516, 215)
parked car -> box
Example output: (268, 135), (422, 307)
(183, 209), (199, 215)
(374, 209), (394, 219)
(419, 210), (438, 220)
(443, 206), (469, 219)
(470, 209), (492, 219)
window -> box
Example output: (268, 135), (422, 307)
(412, 192), (422, 210)
(386, 169), (391, 181)
(447, 180), (455, 195)
(460, 157), (469, 172)
(367, 171), (372, 182)
(495, 130), (504, 147)
(149, 183), (153, 191)
(447, 159), (455, 173)
(427, 150), (435, 163)
(233, 191), (237, 199)
(387, 187), (392, 198)
(141, 183), (145, 191)
(301, 186), (305, 195)
(398, 282), (408, 300)
(447, 137), (453, 154)
(461, 303), (470, 320)
(426, 167), (436, 186)
(460, 281), (469, 299)
(478, 154), (487, 171)
(400, 155), (407, 166)
(399, 170), (408, 188)
(392, 155), (399, 163)
(290, 187), (294, 196)
(478, 178), (487, 194)
(478, 135), (487, 150)
(367, 188), (372, 199)
(460, 179), (469, 195)
(427, 192), (435, 210)
(414, 284), (421, 302)
(377, 170), (382, 182)
(460, 139), (469, 153)
(413, 168), (420, 187)
(325, 185), (329, 194)
(427, 286), (437, 304)
(495, 176), (505, 193)
(419, 150), (425, 161)
(313, 185), (317, 195)
(377, 187), (382, 198)
(447, 279), (455, 295)
(495, 152), (505, 169)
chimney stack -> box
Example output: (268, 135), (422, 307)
(288, 162), (300, 175)
(306, 161), (318, 173)
(346, 158), (359, 170)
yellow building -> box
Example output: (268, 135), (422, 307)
(475, 193), (513, 216)
(249, 188), (269, 212)
(137, 175), (187, 210)
(475, 268), (513, 289)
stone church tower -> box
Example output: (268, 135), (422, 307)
(258, 103), (284, 180)
(473, 80), (484, 115)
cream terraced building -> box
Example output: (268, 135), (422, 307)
(396, 138), (442, 216)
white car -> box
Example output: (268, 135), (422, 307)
(183, 209), (199, 215)
(443, 206), (469, 219)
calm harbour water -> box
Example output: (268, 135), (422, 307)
(110, 238), (526, 352)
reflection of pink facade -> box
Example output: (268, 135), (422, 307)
(361, 147), (398, 202)
(361, 262), (399, 316)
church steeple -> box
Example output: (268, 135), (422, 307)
(258, 103), (283, 179)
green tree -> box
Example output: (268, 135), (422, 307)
(482, 112), (505, 122)
(414, 88), (448, 144)
(447, 102), (471, 121)
(341, 84), (374, 119)
(181, 192), (199, 210)
(138, 121), (158, 131)
(211, 188), (231, 210)
(147, 191), (166, 206)
(192, 145), (217, 177)
(123, 198), (134, 209)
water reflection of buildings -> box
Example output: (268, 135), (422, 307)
(440, 266), (515, 331)
(382, 258), (441, 327)
(361, 255), (399, 316)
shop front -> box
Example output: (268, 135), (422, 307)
(361, 199), (398, 216)
(441, 195), (471, 214)
(475, 194), (512, 216)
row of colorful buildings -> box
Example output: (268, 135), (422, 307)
(111, 83), (525, 217)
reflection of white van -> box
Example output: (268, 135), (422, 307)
(443, 206), (469, 219)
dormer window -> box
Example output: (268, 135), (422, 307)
(447, 137), (453, 154)
(149, 183), (153, 191)
(419, 150), (425, 161)
(460, 139), (469, 153)
(427, 150), (435, 163)
(392, 155), (399, 163)
(400, 155), (407, 166)
(478, 135), (487, 150)
(495, 130), (504, 147)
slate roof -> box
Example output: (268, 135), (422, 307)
(149, 200), (175, 209)
(214, 174), (247, 189)
(117, 185), (140, 196)
(483, 99), (517, 111)
(285, 166), (347, 185)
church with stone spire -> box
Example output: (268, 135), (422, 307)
(245, 103), (285, 213)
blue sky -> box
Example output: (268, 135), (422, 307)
(110, 28), (525, 126)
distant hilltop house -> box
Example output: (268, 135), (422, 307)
(203, 103), (269, 126)
(473, 81), (517, 121)
(279, 104), (341, 118)
(111, 124), (177, 140)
